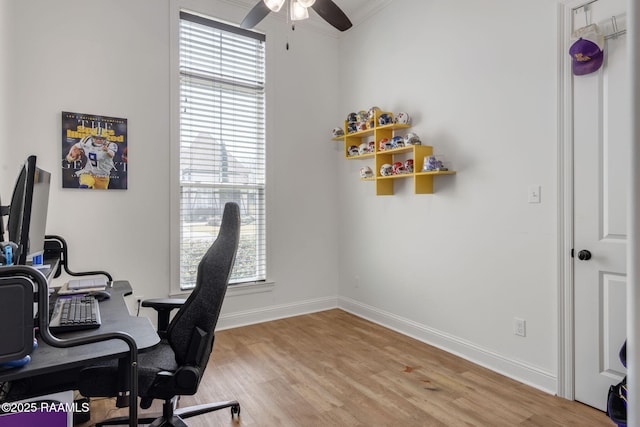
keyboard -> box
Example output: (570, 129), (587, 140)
(49, 295), (102, 333)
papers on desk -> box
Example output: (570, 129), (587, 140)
(68, 277), (108, 289)
(58, 277), (108, 295)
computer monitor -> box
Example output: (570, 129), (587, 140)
(7, 155), (51, 265)
(27, 163), (51, 263)
(6, 161), (27, 246)
(0, 195), (6, 242)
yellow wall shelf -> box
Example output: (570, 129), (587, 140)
(338, 111), (455, 195)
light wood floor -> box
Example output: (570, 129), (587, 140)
(81, 309), (612, 426)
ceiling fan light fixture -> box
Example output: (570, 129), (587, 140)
(290, 0), (309, 21)
(264, 0), (285, 12)
(297, 0), (316, 7)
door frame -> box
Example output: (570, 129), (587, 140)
(557, 0), (579, 401)
(557, 0), (639, 411)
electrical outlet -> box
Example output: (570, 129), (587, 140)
(514, 318), (526, 337)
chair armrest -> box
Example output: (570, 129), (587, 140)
(141, 298), (186, 310)
(141, 298), (186, 338)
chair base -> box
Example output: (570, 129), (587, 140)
(96, 396), (240, 427)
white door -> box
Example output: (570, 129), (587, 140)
(571, 0), (629, 411)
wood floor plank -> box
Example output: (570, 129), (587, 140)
(79, 309), (613, 426)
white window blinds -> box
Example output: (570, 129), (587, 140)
(179, 12), (266, 289)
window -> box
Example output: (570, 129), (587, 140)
(178, 12), (266, 290)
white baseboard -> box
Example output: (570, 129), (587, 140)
(216, 295), (557, 395)
(216, 296), (338, 330)
(337, 296), (558, 395)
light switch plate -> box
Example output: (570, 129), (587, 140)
(528, 185), (541, 203)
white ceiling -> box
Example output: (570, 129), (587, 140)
(328, 0), (391, 26)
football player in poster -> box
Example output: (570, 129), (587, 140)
(65, 130), (118, 189)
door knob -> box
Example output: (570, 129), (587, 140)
(577, 250), (592, 261)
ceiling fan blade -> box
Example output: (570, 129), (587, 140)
(311, 0), (353, 31)
(241, 1), (271, 29)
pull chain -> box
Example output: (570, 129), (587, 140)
(286, 0), (293, 50)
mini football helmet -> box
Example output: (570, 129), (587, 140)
(331, 127), (344, 137)
(394, 112), (411, 125)
(347, 122), (358, 134)
(392, 161), (407, 175)
(348, 145), (359, 156)
(347, 112), (357, 123)
(378, 113), (392, 126)
(358, 143), (369, 155)
(404, 132), (422, 145)
(421, 156), (446, 172)
(404, 159), (414, 173)
(367, 106), (381, 120)
(357, 122), (368, 131)
(368, 140), (375, 153)
(379, 138), (392, 151)
(356, 110), (368, 123)
(380, 163), (393, 176)
(359, 166), (374, 178)
(391, 136), (404, 148)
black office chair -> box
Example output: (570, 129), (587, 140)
(77, 202), (241, 427)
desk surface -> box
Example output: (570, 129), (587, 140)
(0, 280), (159, 383)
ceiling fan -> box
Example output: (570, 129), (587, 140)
(241, 0), (353, 32)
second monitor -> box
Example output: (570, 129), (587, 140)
(6, 155), (51, 265)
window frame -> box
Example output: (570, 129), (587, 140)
(170, 9), (268, 296)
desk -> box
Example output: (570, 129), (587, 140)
(0, 265), (157, 427)
(0, 281), (159, 383)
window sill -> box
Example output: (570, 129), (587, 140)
(227, 280), (275, 296)
(170, 280), (275, 298)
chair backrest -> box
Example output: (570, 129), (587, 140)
(167, 202), (240, 366)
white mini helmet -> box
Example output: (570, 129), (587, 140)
(367, 106), (381, 120)
(348, 145), (359, 156)
(421, 156), (446, 172)
(404, 132), (422, 145)
(394, 112), (411, 125)
(358, 143), (369, 155)
(331, 127), (344, 137)
(380, 164), (393, 176)
(359, 166), (373, 178)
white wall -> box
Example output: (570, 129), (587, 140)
(1, 0), (565, 394)
(0, 0), (341, 319)
(0, 2), (9, 173)
(1, 0), (172, 300)
(336, 0), (560, 391)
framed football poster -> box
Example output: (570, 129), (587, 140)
(61, 111), (128, 190)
